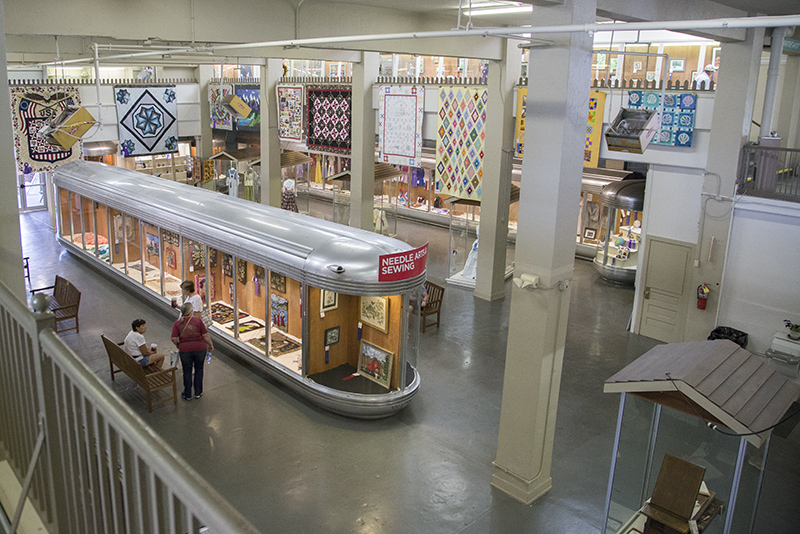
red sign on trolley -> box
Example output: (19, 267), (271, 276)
(378, 243), (428, 282)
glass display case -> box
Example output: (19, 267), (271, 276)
(328, 162), (401, 235)
(576, 167), (630, 259)
(53, 161), (425, 419)
(445, 186), (518, 288)
(594, 178), (645, 285)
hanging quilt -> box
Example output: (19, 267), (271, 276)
(306, 85), (352, 154)
(627, 91), (696, 147)
(378, 85), (424, 166)
(114, 86), (178, 156)
(514, 87), (526, 157)
(10, 84), (82, 173)
(435, 86), (488, 201)
(270, 293), (289, 333)
(276, 84), (304, 141)
(208, 83), (234, 131)
(235, 84), (260, 131)
(584, 91), (606, 167)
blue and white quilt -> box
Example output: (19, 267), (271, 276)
(115, 85), (179, 156)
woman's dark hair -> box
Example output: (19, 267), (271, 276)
(131, 318), (146, 331)
(180, 280), (195, 292)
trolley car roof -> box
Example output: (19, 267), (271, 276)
(54, 161), (424, 295)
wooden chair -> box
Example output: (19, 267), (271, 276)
(421, 281), (444, 333)
(23, 257), (31, 286)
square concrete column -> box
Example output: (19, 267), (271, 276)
(196, 65), (214, 160)
(260, 58), (283, 207)
(684, 28), (765, 342)
(349, 52), (379, 231)
(491, 0), (595, 504)
(0, 5), (25, 302)
(475, 39), (521, 301)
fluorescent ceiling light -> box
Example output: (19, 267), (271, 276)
(464, 6), (533, 16)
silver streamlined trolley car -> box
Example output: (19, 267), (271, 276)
(53, 161), (424, 418)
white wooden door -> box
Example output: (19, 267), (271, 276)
(638, 237), (693, 343)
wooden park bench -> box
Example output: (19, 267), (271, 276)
(421, 281), (444, 333)
(101, 334), (177, 413)
(30, 275), (81, 333)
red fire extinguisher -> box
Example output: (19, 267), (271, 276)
(697, 283), (710, 310)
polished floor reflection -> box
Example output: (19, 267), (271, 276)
(19, 209), (798, 534)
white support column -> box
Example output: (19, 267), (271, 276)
(684, 28), (765, 342)
(0, 1), (25, 302)
(260, 58), (283, 207)
(196, 65), (214, 160)
(474, 39), (521, 302)
(491, 0), (595, 504)
(350, 52), (379, 231)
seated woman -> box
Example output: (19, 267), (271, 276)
(123, 318), (165, 368)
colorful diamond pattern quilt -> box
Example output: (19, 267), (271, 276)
(208, 83), (234, 131)
(378, 85), (424, 166)
(306, 85), (352, 154)
(584, 91), (606, 167)
(10, 85), (82, 173)
(115, 86), (179, 156)
(627, 91), (696, 147)
(435, 86), (488, 201)
(277, 84), (304, 141)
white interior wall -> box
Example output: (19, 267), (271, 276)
(718, 197), (800, 353)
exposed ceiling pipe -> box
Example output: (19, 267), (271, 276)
(20, 14), (800, 68)
(759, 26), (788, 138)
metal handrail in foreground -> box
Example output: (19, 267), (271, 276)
(737, 143), (800, 201)
(0, 280), (259, 533)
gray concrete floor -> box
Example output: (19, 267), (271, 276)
(18, 207), (798, 534)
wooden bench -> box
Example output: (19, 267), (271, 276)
(101, 334), (177, 413)
(30, 275), (81, 333)
(421, 281), (444, 333)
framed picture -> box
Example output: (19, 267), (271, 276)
(324, 326), (340, 346)
(633, 61), (643, 73)
(646, 71), (657, 82)
(669, 59), (685, 73)
(358, 340), (393, 389)
(583, 228), (597, 240)
(270, 293), (288, 332)
(166, 248), (177, 269)
(188, 240), (204, 270)
(254, 266), (265, 284)
(222, 254), (233, 278)
(321, 289), (338, 313)
(712, 47), (721, 70)
(145, 232), (160, 256)
(359, 296), (389, 334)
(209, 248), (217, 268)
(270, 271), (286, 293)
(237, 259), (247, 284)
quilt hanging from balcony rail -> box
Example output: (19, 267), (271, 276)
(208, 83), (234, 131)
(435, 86), (487, 201)
(10, 84), (82, 173)
(378, 85), (424, 166)
(585, 91), (606, 167)
(235, 84), (260, 131)
(115, 85), (179, 156)
(277, 84), (304, 141)
(627, 91), (696, 147)
(306, 85), (352, 154)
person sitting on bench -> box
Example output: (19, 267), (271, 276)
(123, 318), (165, 368)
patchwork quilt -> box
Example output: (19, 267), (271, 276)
(276, 84), (304, 141)
(114, 86), (179, 156)
(208, 83), (234, 131)
(378, 85), (424, 166)
(627, 91), (696, 147)
(306, 85), (351, 154)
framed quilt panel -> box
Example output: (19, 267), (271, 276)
(10, 85), (83, 173)
(435, 86), (488, 201)
(277, 84), (304, 141)
(627, 91), (696, 147)
(235, 84), (260, 131)
(378, 85), (424, 166)
(306, 85), (352, 154)
(270, 293), (289, 332)
(114, 86), (179, 156)
(209, 83), (234, 131)
(584, 91), (606, 167)
(514, 87), (526, 158)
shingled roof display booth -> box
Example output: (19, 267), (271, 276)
(602, 340), (800, 534)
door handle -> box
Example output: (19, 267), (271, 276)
(644, 287), (651, 299)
